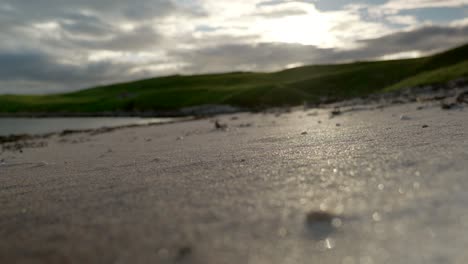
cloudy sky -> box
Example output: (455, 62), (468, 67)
(1, 0), (468, 94)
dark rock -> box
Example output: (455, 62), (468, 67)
(456, 91), (468, 104)
(181, 104), (241, 116)
(176, 246), (192, 261)
(441, 102), (458, 110)
(238, 123), (252, 128)
(305, 211), (339, 240)
(215, 120), (228, 130)
(306, 211), (334, 223)
(330, 109), (341, 118)
(400, 115), (411, 120)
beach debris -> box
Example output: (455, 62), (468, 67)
(441, 102), (459, 110)
(238, 123), (252, 128)
(400, 115), (411, 120)
(145, 138), (152, 142)
(1, 141), (47, 152)
(176, 136), (184, 141)
(305, 211), (340, 240)
(456, 91), (468, 104)
(329, 109), (341, 118)
(176, 246), (192, 261)
(307, 112), (318, 116)
(422, 125), (429, 128)
(318, 120), (322, 124)
(214, 120), (228, 130)
(32, 161), (49, 168)
(0, 134), (34, 144)
(230, 116), (239, 120)
(60, 130), (77, 136)
(301, 131), (308, 135)
(336, 123), (341, 127)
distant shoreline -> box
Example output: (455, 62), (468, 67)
(0, 111), (186, 118)
(0, 104), (245, 118)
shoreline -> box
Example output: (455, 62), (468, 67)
(0, 104), (245, 118)
(1, 83), (467, 144)
(0, 117), (195, 146)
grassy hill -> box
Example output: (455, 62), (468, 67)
(1, 43), (468, 114)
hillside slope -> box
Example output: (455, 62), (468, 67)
(1, 43), (468, 113)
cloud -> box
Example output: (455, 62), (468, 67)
(383, 0), (468, 11)
(2, 22), (468, 94)
(385, 15), (419, 25)
(50, 24), (163, 51)
(0, 49), (161, 94)
(0, 0), (188, 23)
(173, 23), (468, 72)
(359, 24), (468, 55)
(0, 0), (468, 94)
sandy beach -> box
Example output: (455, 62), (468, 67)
(1, 100), (468, 263)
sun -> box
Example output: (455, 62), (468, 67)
(255, 4), (338, 48)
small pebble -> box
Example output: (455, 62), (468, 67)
(422, 125), (429, 128)
(306, 211), (334, 224)
(330, 109), (341, 117)
(441, 102), (457, 110)
(301, 131), (308, 135)
(215, 120), (228, 130)
(400, 115), (411, 120)
(305, 211), (339, 239)
(177, 246), (192, 260)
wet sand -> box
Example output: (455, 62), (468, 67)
(1, 100), (468, 264)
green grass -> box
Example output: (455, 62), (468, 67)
(385, 60), (468, 92)
(1, 43), (468, 113)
